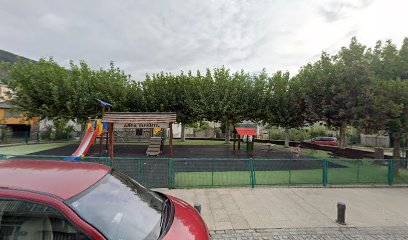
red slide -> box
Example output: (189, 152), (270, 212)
(65, 127), (99, 161)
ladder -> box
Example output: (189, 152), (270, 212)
(146, 137), (162, 156)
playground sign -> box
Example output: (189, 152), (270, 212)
(115, 122), (168, 129)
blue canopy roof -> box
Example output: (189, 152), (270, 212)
(95, 98), (113, 107)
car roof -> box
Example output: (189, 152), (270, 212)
(0, 160), (111, 200)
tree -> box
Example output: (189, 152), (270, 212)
(5, 58), (135, 131)
(5, 58), (69, 119)
(141, 71), (201, 141)
(247, 69), (269, 122)
(264, 71), (307, 147)
(199, 67), (251, 144)
(357, 38), (408, 159)
(398, 38), (408, 80)
(300, 37), (372, 148)
(358, 79), (408, 165)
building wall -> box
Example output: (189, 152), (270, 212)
(0, 85), (11, 101)
(0, 108), (39, 126)
(360, 134), (390, 148)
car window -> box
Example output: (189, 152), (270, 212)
(67, 170), (164, 240)
(0, 199), (90, 240)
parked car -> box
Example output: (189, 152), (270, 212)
(0, 160), (210, 240)
(308, 136), (338, 146)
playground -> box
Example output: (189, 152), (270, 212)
(2, 138), (408, 188)
(1, 99), (408, 189)
(31, 141), (323, 159)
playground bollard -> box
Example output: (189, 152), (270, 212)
(194, 203), (201, 214)
(336, 202), (346, 225)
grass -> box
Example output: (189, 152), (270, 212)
(174, 159), (408, 187)
(2, 139), (408, 187)
(0, 142), (72, 155)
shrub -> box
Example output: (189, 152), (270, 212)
(40, 125), (53, 140)
(308, 124), (327, 138)
(268, 128), (284, 140)
(41, 119), (75, 140)
(289, 128), (310, 141)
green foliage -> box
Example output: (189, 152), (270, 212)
(41, 119), (75, 140)
(53, 119), (75, 140)
(268, 128), (284, 140)
(40, 126), (53, 140)
(3, 36), (408, 154)
(347, 126), (360, 145)
(264, 71), (306, 129)
(186, 122), (199, 129)
(289, 129), (310, 142)
(186, 121), (210, 132)
(198, 121), (210, 131)
(308, 125), (328, 138)
(142, 70), (200, 125)
(5, 58), (134, 124)
(268, 127), (313, 141)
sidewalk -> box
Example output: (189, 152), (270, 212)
(210, 227), (408, 240)
(159, 187), (408, 231)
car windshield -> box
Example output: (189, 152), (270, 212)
(67, 170), (164, 240)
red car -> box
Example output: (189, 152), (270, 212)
(0, 160), (210, 240)
(310, 137), (338, 146)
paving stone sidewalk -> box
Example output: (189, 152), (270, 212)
(210, 226), (408, 240)
(158, 187), (408, 231)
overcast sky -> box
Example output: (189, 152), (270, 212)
(1, 0), (407, 80)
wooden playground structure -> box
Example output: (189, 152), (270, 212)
(101, 112), (177, 159)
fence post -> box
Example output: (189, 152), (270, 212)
(251, 158), (256, 187)
(211, 161), (214, 188)
(169, 158), (173, 189)
(249, 158), (255, 188)
(388, 159), (394, 186)
(106, 157), (112, 167)
(138, 159), (142, 182)
(356, 160), (361, 183)
(25, 131), (29, 144)
(322, 159), (328, 187)
(288, 159), (292, 185)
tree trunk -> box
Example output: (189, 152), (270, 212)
(80, 121), (87, 141)
(224, 119), (230, 144)
(393, 134), (401, 159)
(339, 123), (347, 149)
(284, 127), (290, 148)
(393, 134), (401, 175)
(181, 123), (185, 142)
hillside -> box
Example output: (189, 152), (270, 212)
(0, 49), (34, 84)
(0, 49), (32, 63)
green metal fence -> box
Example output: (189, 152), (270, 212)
(1, 154), (408, 188)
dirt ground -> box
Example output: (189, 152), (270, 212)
(30, 143), (345, 171)
(31, 143), (307, 159)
